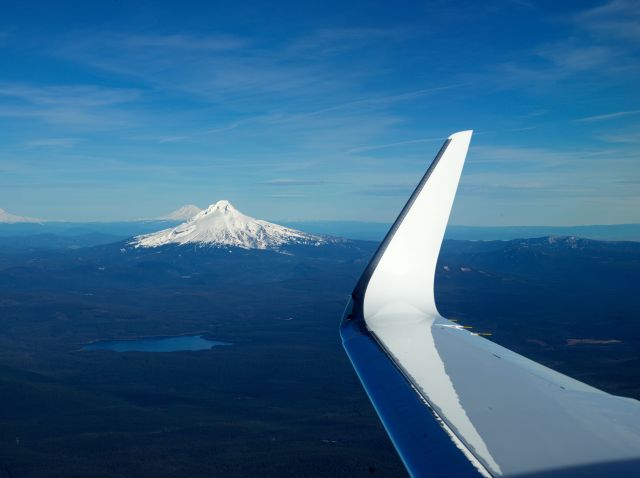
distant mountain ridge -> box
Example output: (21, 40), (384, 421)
(282, 221), (640, 242)
(133, 200), (328, 250)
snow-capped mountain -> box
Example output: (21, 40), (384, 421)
(133, 200), (326, 250)
(158, 204), (203, 221)
(0, 208), (42, 223)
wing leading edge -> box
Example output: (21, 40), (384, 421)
(341, 131), (640, 477)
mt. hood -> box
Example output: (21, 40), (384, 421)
(133, 200), (326, 250)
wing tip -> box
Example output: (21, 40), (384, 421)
(448, 129), (473, 140)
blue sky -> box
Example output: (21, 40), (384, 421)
(0, 0), (638, 225)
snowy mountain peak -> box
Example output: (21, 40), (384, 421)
(199, 200), (237, 216)
(133, 201), (326, 250)
(0, 208), (42, 223)
(158, 204), (202, 221)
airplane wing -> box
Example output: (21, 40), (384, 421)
(340, 131), (640, 477)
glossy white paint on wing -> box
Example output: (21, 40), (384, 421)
(360, 130), (640, 476)
(371, 312), (500, 475)
(425, 317), (640, 475)
(364, 131), (472, 324)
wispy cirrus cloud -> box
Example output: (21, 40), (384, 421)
(55, 33), (322, 102)
(599, 131), (640, 143)
(536, 44), (614, 74)
(19, 28), (458, 162)
(26, 138), (81, 148)
(259, 179), (323, 186)
(488, 42), (625, 88)
(0, 82), (141, 127)
(116, 33), (247, 51)
(347, 137), (442, 154)
(574, 109), (640, 123)
(272, 84), (466, 123)
(283, 27), (411, 58)
(139, 82), (455, 153)
(158, 136), (188, 143)
(265, 193), (309, 199)
(357, 183), (414, 196)
(0, 2), (637, 224)
(576, 0), (640, 43)
(0, 83), (140, 106)
(467, 144), (640, 178)
(55, 28), (408, 104)
(481, 1), (639, 89)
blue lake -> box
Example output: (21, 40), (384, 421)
(82, 335), (231, 352)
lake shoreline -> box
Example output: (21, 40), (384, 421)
(80, 334), (232, 352)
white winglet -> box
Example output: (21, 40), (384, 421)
(363, 130), (472, 327)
